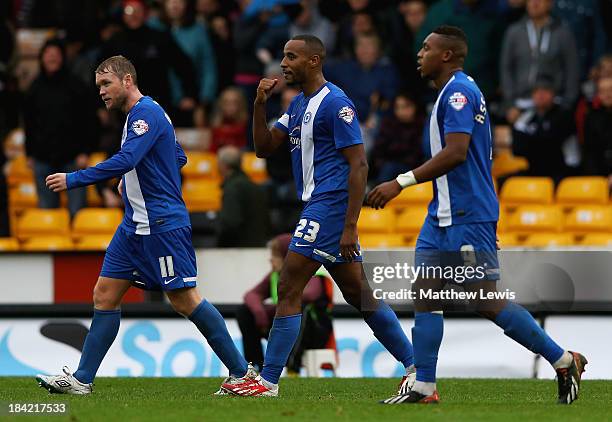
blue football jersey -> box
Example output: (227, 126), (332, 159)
(67, 96), (190, 235)
(273, 82), (363, 202)
(423, 71), (499, 226)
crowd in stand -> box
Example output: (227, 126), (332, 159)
(0, 0), (611, 246)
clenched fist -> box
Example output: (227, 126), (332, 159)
(255, 78), (278, 104)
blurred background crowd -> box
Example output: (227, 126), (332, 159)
(0, 0), (611, 249)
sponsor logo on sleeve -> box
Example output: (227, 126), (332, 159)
(448, 92), (468, 111)
(338, 106), (355, 124)
(131, 119), (149, 136)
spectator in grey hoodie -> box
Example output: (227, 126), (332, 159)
(500, 0), (579, 124)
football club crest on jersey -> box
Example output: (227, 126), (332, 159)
(303, 111), (312, 124)
(338, 106), (355, 124)
(448, 92), (468, 111)
(132, 119), (149, 136)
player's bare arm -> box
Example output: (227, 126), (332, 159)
(340, 144), (368, 261)
(367, 133), (470, 209)
(253, 78), (287, 158)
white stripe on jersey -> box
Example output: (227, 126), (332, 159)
(301, 86), (331, 201)
(429, 76), (456, 227)
(277, 113), (289, 129)
(121, 116), (151, 235)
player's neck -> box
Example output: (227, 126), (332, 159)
(434, 67), (462, 90)
(123, 91), (144, 114)
(302, 75), (327, 97)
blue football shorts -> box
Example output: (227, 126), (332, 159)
(288, 192), (362, 266)
(100, 225), (198, 291)
(415, 216), (500, 283)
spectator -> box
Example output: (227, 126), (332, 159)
(149, 0), (217, 126)
(217, 146), (269, 247)
(500, 0), (580, 124)
(583, 77), (612, 187)
(511, 77), (574, 183)
(211, 87), (248, 152)
(205, 12), (235, 94)
(334, 11), (378, 59)
(289, 0), (335, 52)
(415, 0), (508, 99)
(23, 39), (97, 217)
(369, 93), (424, 184)
(102, 0), (198, 122)
(237, 233), (333, 372)
(389, 0), (428, 96)
(326, 33), (399, 149)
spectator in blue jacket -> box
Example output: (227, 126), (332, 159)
(149, 0), (217, 126)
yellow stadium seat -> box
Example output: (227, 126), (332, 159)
(87, 185), (103, 207)
(564, 205), (612, 234)
(21, 236), (74, 251)
(492, 149), (529, 178)
(183, 179), (221, 212)
(357, 208), (396, 233)
(497, 209), (508, 233)
(5, 155), (34, 186)
(9, 181), (38, 210)
(507, 205), (562, 234)
(359, 233), (407, 249)
(17, 209), (70, 240)
(556, 176), (609, 208)
(500, 177), (554, 207)
(88, 152), (107, 167)
(395, 207), (428, 235)
(242, 152), (269, 183)
(75, 235), (114, 251)
(522, 233), (574, 247)
(0, 237), (20, 251)
(182, 152), (219, 180)
(497, 232), (519, 247)
(579, 233), (612, 246)
(72, 208), (123, 239)
(388, 182), (433, 208)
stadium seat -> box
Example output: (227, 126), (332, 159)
(564, 205), (612, 234)
(174, 128), (211, 150)
(579, 233), (612, 247)
(16, 28), (56, 57)
(556, 176), (609, 208)
(182, 179), (221, 212)
(21, 236), (74, 251)
(500, 177), (554, 207)
(17, 209), (70, 240)
(5, 155), (34, 186)
(0, 237), (20, 251)
(182, 152), (219, 180)
(357, 208), (395, 233)
(497, 209), (508, 233)
(359, 233), (407, 249)
(88, 152), (107, 167)
(242, 152), (269, 183)
(497, 232), (520, 247)
(491, 149), (529, 178)
(387, 182), (432, 208)
(506, 205), (563, 234)
(72, 208), (123, 239)
(522, 233), (574, 247)
(8, 181), (38, 210)
(75, 235), (114, 251)
(395, 207), (428, 235)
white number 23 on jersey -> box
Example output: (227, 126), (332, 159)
(294, 219), (320, 242)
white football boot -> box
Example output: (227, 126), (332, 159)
(36, 366), (92, 395)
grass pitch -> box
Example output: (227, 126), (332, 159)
(2, 377), (611, 421)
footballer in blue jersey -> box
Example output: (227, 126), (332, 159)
(369, 26), (586, 405)
(223, 35), (416, 397)
(39, 56), (251, 395)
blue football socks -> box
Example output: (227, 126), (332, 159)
(494, 302), (564, 364)
(261, 314), (302, 384)
(364, 301), (414, 368)
(412, 312), (444, 382)
(74, 308), (121, 384)
(189, 300), (248, 377)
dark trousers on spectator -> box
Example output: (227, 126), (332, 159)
(33, 160), (86, 217)
(0, 173), (9, 236)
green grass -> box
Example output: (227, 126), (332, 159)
(1, 378), (611, 421)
